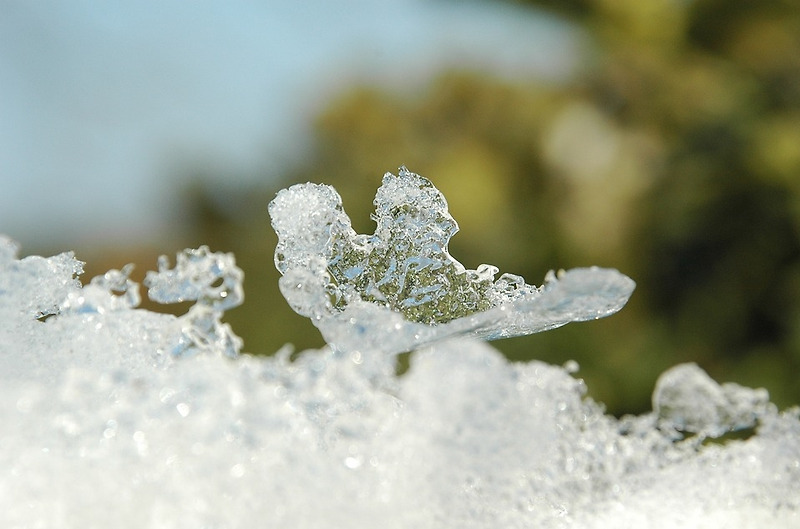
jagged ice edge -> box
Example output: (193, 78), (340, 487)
(269, 168), (636, 355)
(0, 236), (244, 362)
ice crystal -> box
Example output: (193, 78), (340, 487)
(144, 246), (244, 358)
(145, 246), (243, 311)
(269, 167), (635, 353)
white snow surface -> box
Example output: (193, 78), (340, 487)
(1, 170), (800, 528)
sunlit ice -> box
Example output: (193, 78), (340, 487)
(1, 169), (797, 528)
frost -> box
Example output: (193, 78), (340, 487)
(269, 167), (636, 353)
(1, 170), (799, 528)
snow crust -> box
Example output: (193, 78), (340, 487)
(1, 170), (799, 528)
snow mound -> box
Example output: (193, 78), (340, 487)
(1, 169), (798, 528)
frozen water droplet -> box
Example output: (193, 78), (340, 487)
(176, 402), (191, 418)
(230, 464), (245, 478)
(269, 167), (635, 353)
(563, 360), (580, 374)
(653, 363), (771, 438)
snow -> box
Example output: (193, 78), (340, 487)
(1, 170), (798, 528)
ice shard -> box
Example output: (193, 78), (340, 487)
(269, 167), (636, 354)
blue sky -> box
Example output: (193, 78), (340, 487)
(0, 1), (577, 249)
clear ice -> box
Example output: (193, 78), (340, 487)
(269, 167), (636, 354)
(1, 170), (799, 528)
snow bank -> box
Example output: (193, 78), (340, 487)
(1, 169), (797, 528)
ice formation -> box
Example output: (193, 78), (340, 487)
(1, 169), (799, 528)
(269, 167), (636, 354)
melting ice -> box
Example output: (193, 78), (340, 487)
(1, 169), (799, 528)
(269, 167), (636, 354)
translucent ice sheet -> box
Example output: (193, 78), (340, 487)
(269, 168), (636, 354)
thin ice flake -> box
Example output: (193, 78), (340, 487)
(269, 167), (635, 353)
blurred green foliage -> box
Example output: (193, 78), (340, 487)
(86, 0), (800, 415)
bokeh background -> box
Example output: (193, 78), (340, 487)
(3, 0), (799, 416)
